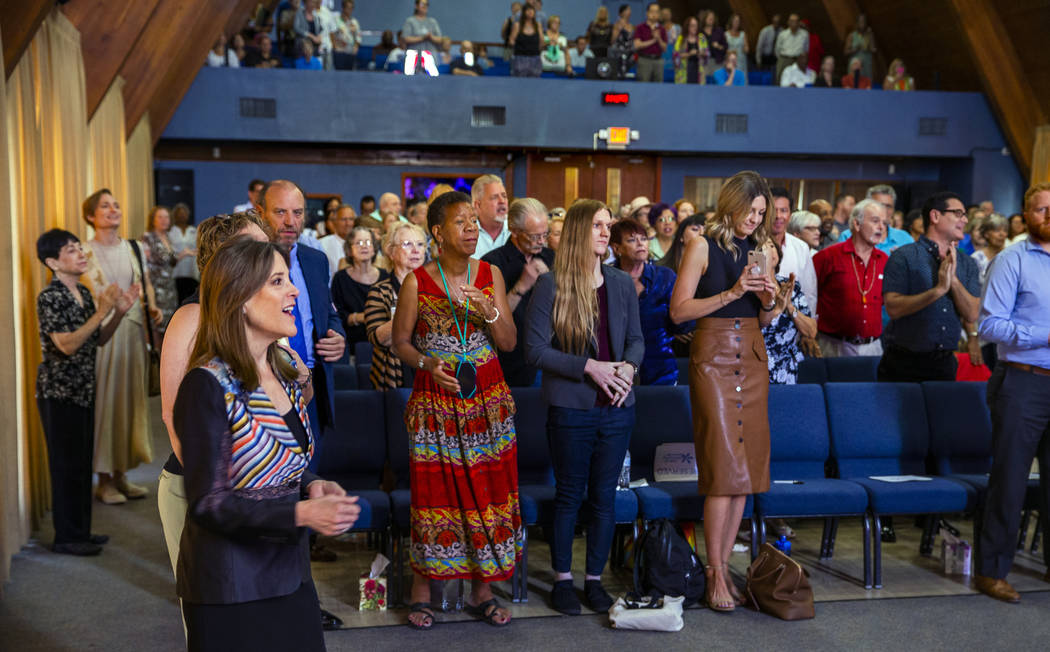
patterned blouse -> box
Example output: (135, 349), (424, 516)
(761, 276), (811, 385)
(365, 276), (412, 390)
(36, 280), (98, 407)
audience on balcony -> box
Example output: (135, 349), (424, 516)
(714, 51), (746, 86)
(844, 14), (877, 79)
(724, 13), (748, 77)
(586, 5), (612, 58)
(883, 58), (915, 91)
(673, 15), (707, 85)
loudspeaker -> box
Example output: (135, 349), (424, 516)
(586, 57), (622, 80)
(154, 169), (195, 223)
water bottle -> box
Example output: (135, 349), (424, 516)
(774, 534), (792, 556)
(618, 450), (631, 490)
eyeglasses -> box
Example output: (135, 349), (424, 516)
(399, 240), (427, 250)
(657, 216), (676, 224)
(352, 240), (373, 247)
(522, 231), (549, 242)
(939, 208), (966, 218)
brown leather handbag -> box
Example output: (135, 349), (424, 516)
(744, 542), (815, 620)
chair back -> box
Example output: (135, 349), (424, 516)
(384, 388), (413, 489)
(824, 356), (880, 383)
(630, 386), (693, 481)
(768, 384), (829, 479)
(512, 387), (553, 485)
(923, 381), (992, 475)
(317, 390), (386, 488)
(825, 382), (929, 478)
(796, 357), (827, 384)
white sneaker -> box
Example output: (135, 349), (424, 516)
(96, 482), (127, 505)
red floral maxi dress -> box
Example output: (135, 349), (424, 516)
(406, 262), (523, 581)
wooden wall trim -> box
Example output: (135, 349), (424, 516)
(947, 0), (1045, 177)
(2, 0), (53, 78)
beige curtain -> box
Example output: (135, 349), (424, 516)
(0, 28), (27, 591)
(126, 114), (155, 237)
(3, 9), (91, 573)
(87, 76), (129, 238)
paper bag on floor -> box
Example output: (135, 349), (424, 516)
(359, 554), (390, 610)
(940, 528), (971, 576)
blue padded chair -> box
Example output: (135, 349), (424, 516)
(923, 381), (1040, 548)
(384, 389), (413, 605)
(629, 386), (754, 547)
(355, 45), (373, 68)
(825, 382), (974, 588)
(511, 387), (551, 603)
(797, 357), (827, 384)
(354, 341), (373, 365)
(355, 363), (372, 390)
(316, 390), (392, 560)
(676, 357), (690, 385)
(333, 363), (357, 390)
(824, 356), (880, 383)
(754, 384), (871, 581)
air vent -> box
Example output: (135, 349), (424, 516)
(918, 117), (948, 136)
(715, 113), (748, 134)
(471, 105), (506, 127)
(239, 97), (276, 119)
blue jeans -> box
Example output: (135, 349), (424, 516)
(547, 403), (635, 576)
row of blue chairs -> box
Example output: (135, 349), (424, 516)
(338, 345), (880, 391)
(318, 379), (1020, 603)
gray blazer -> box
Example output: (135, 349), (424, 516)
(524, 266), (645, 409)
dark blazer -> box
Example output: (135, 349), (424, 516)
(524, 265), (645, 409)
(296, 244), (344, 429)
(174, 369), (320, 604)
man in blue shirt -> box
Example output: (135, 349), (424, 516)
(839, 184), (913, 255)
(879, 191), (980, 383)
(974, 182), (1050, 604)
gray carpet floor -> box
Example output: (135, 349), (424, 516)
(3, 398), (1050, 650)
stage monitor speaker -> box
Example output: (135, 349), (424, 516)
(154, 169), (195, 223)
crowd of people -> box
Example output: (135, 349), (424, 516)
(207, 1), (915, 89)
(32, 172), (1050, 644)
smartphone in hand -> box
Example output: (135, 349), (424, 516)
(747, 249), (768, 277)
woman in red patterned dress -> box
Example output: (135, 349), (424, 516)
(392, 191), (521, 630)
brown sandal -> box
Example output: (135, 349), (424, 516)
(705, 565), (735, 613)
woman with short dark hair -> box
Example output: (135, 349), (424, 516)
(331, 226), (389, 349)
(174, 238), (359, 650)
(36, 229), (135, 555)
(392, 191), (521, 629)
(525, 199), (644, 616)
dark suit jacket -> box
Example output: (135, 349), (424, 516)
(296, 244), (344, 429)
(481, 241), (555, 386)
(524, 265), (645, 409)
(174, 369), (320, 604)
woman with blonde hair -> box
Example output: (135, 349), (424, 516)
(587, 5), (612, 57)
(670, 171), (780, 612)
(525, 199), (644, 615)
(364, 222), (428, 389)
(883, 58), (914, 91)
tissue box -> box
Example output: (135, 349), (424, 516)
(359, 573), (388, 610)
(941, 539), (972, 575)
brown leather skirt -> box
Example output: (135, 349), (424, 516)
(688, 317), (771, 496)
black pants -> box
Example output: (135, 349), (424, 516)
(877, 345), (957, 383)
(37, 398), (94, 544)
(977, 365), (1050, 578)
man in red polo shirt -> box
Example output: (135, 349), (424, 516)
(813, 198), (888, 357)
(633, 2), (667, 82)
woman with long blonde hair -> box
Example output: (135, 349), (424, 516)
(669, 171), (783, 612)
(525, 199), (644, 615)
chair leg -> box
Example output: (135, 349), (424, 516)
(1017, 509), (1031, 551)
(828, 517), (841, 558)
(872, 512), (883, 589)
(520, 526), (529, 603)
(862, 513), (873, 590)
(1032, 514), (1042, 555)
(759, 516), (768, 547)
(919, 515), (937, 556)
(750, 516), (759, 561)
(820, 518), (831, 559)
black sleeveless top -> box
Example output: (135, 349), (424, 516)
(695, 235), (760, 318)
(515, 29), (541, 56)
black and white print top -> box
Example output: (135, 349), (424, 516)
(36, 279), (98, 407)
(761, 276), (811, 385)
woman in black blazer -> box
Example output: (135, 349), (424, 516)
(525, 199), (644, 616)
(174, 238), (360, 652)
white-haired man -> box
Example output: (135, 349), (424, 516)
(471, 174), (510, 258)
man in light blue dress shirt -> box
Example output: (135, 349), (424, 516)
(974, 182), (1050, 603)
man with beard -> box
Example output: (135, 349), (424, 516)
(974, 182), (1050, 604)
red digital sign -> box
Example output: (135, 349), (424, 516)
(602, 92), (630, 106)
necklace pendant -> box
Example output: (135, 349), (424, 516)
(862, 295), (867, 305)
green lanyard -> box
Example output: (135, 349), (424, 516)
(436, 260), (470, 353)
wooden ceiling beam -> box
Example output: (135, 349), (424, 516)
(946, 0), (1045, 177)
(146, 0), (258, 144)
(61, 0), (162, 119)
(1, 0), (53, 78)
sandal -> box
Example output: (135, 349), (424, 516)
(465, 597), (511, 627)
(406, 602), (436, 630)
(704, 565), (735, 613)
(723, 565), (746, 607)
